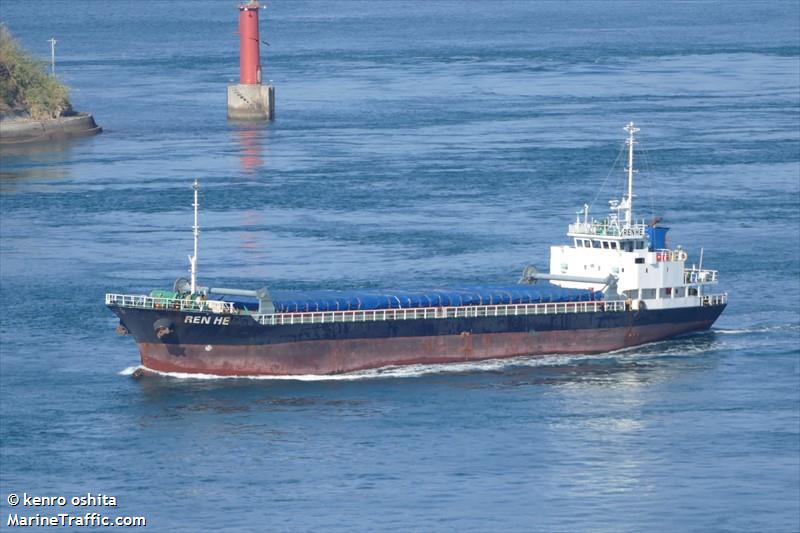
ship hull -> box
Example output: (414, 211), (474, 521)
(110, 303), (726, 376)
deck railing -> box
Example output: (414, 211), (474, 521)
(568, 221), (647, 238)
(107, 293), (627, 323)
(701, 294), (727, 306)
(106, 292), (727, 327)
(105, 294), (237, 314)
(684, 268), (718, 284)
(255, 300), (628, 326)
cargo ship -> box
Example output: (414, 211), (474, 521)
(107, 123), (727, 376)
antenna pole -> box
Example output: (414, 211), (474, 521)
(189, 180), (199, 294)
(47, 37), (57, 76)
(623, 121), (639, 225)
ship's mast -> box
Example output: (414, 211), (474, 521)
(189, 180), (199, 294)
(623, 121), (639, 226)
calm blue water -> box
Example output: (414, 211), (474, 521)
(1, 1), (799, 531)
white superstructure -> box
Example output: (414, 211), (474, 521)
(545, 123), (723, 311)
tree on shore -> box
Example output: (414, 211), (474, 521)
(0, 25), (72, 120)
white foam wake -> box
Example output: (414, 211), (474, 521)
(118, 354), (588, 382)
(118, 366), (141, 376)
(714, 324), (799, 335)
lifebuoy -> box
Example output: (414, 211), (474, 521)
(678, 250), (688, 261)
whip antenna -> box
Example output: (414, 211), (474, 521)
(189, 180), (200, 294)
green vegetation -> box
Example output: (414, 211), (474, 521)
(0, 25), (71, 120)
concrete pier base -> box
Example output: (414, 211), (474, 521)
(0, 112), (101, 146)
(227, 84), (274, 121)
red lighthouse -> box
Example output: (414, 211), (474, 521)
(238, 1), (261, 85)
(227, 0), (275, 120)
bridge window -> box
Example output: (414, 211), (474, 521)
(611, 242), (618, 249)
(602, 241), (609, 249)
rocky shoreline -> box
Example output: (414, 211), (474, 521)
(0, 112), (102, 146)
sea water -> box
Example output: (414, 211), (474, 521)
(1, 1), (798, 531)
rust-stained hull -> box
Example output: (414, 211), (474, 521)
(110, 304), (726, 376)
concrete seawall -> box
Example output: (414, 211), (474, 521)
(0, 112), (102, 146)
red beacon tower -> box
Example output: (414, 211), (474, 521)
(238, 1), (261, 85)
(227, 0), (275, 120)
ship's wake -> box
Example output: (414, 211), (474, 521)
(713, 323), (799, 335)
(119, 366), (141, 376)
(119, 355), (586, 381)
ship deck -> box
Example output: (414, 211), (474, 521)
(105, 293), (727, 327)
